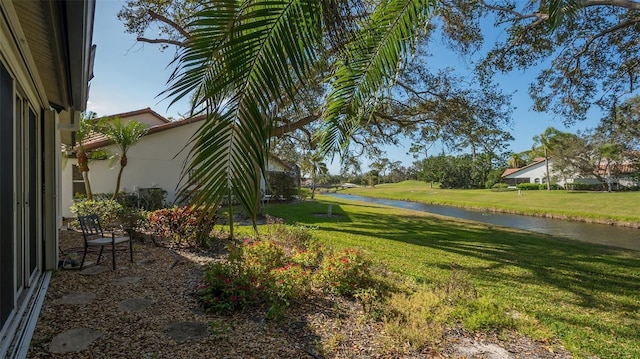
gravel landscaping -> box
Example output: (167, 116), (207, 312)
(27, 227), (574, 358)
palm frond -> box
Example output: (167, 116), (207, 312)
(547, 0), (583, 30)
(169, 0), (323, 227)
(320, 0), (433, 155)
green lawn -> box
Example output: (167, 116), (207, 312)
(338, 180), (640, 226)
(261, 195), (640, 358)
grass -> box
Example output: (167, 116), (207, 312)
(337, 180), (640, 226)
(260, 195), (640, 358)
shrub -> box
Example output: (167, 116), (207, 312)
(296, 187), (311, 200)
(138, 188), (168, 210)
(269, 263), (312, 304)
(240, 239), (287, 281)
(70, 199), (123, 227)
(565, 183), (602, 191)
(291, 248), (322, 269)
(148, 206), (218, 248)
(490, 183), (510, 192)
(263, 223), (317, 251)
(539, 183), (564, 190)
(516, 183), (540, 190)
(317, 248), (373, 296)
(196, 262), (260, 313)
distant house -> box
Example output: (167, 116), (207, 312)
(501, 157), (639, 189)
(62, 109), (297, 216)
(501, 157), (550, 186)
(0, 1), (95, 357)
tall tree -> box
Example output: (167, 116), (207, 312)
(301, 152), (328, 199)
(464, 0), (640, 123)
(507, 152), (525, 169)
(532, 127), (563, 190)
(97, 118), (147, 199)
(75, 111), (97, 200)
(164, 0), (434, 227)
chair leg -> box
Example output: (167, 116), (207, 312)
(112, 242), (116, 270)
(97, 246), (104, 264)
(80, 247), (88, 270)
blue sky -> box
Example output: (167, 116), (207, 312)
(87, 1), (600, 173)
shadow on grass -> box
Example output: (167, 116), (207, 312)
(264, 198), (640, 354)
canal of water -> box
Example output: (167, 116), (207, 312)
(328, 193), (640, 251)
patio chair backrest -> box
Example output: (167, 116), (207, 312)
(78, 214), (104, 240)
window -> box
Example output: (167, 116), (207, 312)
(72, 164), (86, 198)
(0, 60), (14, 329)
(534, 178), (540, 184)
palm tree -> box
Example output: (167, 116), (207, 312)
(75, 112), (97, 200)
(598, 142), (623, 192)
(165, 0), (434, 229)
(301, 152), (328, 199)
(532, 127), (562, 191)
(507, 153), (525, 169)
(97, 118), (147, 200)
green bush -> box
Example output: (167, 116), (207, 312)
(148, 206), (218, 248)
(269, 263), (312, 304)
(317, 248), (373, 296)
(196, 262), (260, 313)
(516, 183), (540, 190)
(196, 226), (376, 314)
(69, 199), (123, 227)
(538, 183), (564, 190)
(565, 183), (602, 191)
(490, 183), (511, 192)
(240, 239), (287, 280)
(296, 187), (312, 200)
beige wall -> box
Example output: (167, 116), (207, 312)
(62, 121), (199, 217)
(62, 120), (294, 217)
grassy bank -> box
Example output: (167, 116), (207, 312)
(337, 180), (640, 227)
(261, 196), (640, 358)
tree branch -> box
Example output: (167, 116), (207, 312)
(573, 16), (640, 59)
(137, 37), (186, 47)
(271, 113), (320, 138)
(148, 9), (191, 40)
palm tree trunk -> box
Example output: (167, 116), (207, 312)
(82, 171), (93, 200)
(544, 147), (551, 191)
(112, 164), (125, 200)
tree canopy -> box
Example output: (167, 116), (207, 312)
(115, 0), (640, 224)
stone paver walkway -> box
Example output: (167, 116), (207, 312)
(51, 264), (208, 354)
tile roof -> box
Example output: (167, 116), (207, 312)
(501, 157), (547, 178)
(79, 112), (205, 151)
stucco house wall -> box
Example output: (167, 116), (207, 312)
(503, 158), (638, 189)
(62, 117), (202, 217)
(502, 158), (558, 186)
(62, 113), (296, 217)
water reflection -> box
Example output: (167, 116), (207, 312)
(328, 193), (640, 251)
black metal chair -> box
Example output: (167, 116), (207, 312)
(78, 214), (133, 270)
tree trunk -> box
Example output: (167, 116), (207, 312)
(606, 164), (612, 192)
(112, 154), (127, 200)
(82, 171), (93, 200)
(77, 150), (93, 199)
(544, 147), (551, 191)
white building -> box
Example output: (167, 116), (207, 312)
(502, 157), (639, 190)
(501, 157), (552, 186)
(0, 1), (95, 356)
(61, 109), (296, 217)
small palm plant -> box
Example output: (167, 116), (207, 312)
(96, 117), (147, 200)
